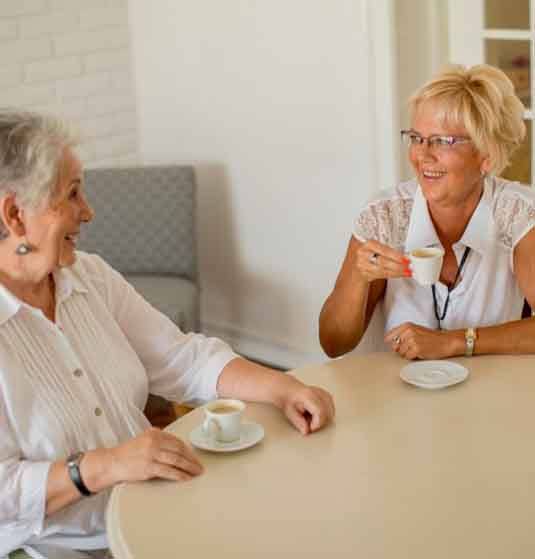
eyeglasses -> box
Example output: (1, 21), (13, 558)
(400, 130), (472, 151)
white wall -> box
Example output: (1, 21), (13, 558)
(0, 0), (138, 169)
(128, 0), (397, 367)
(396, 0), (450, 180)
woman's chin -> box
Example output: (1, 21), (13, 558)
(420, 180), (449, 204)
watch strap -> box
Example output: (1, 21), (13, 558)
(66, 452), (92, 497)
(465, 327), (476, 357)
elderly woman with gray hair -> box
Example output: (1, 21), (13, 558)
(0, 110), (335, 559)
(320, 64), (535, 360)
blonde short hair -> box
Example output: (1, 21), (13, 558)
(409, 64), (526, 175)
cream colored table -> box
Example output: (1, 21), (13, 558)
(107, 352), (535, 558)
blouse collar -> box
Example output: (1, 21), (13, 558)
(0, 261), (88, 326)
(405, 177), (493, 255)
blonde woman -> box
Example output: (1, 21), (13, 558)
(320, 64), (535, 360)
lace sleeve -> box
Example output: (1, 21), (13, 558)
(353, 196), (413, 250)
(494, 189), (535, 249)
(353, 205), (381, 242)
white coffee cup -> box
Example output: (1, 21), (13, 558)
(409, 247), (444, 286)
(202, 399), (245, 443)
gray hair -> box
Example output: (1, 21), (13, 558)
(0, 108), (78, 239)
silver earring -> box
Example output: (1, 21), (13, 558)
(15, 243), (32, 255)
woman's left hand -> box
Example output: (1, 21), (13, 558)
(385, 322), (459, 360)
(279, 381), (335, 435)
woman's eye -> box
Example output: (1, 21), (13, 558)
(435, 137), (453, 146)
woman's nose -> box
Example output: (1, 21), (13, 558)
(79, 195), (95, 223)
(415, 142), (437, 161)
(82, 204), (95, 223)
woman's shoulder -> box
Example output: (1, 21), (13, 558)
(489, 176), (535, 248)
(353, 179), (417, 248)
(361, 179), (417, 209)
(67, 251), (119, 290)
(71, 250), (112, 275)
(490, 176), (535, 206)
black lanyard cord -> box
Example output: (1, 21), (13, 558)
(431, 246), (471, 330)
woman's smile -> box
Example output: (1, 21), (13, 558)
(421, 169), (447, 180)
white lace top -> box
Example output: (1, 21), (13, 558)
(353, 176), (535, 333)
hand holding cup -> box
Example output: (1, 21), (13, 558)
(357, 240), (412, 282)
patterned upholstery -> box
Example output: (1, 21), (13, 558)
(78, 165), (199, 331)
(80, 166), (197, 280)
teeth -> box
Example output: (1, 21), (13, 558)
(423, 170), (446, 178)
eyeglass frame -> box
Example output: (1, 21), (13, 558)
(400, 129), (472, 150)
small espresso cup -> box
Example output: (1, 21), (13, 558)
(409, 247), (445, 286)
(202, 399), (245, 443)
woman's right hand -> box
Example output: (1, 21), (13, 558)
(106, 427), (204, 484)
(356, 240), (412, 282)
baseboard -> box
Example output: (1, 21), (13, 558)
(201, 320), (326, 371)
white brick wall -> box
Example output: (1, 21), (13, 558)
(0, 0), (138, 168)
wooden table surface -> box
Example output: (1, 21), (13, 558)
(107, 352), (535, 558)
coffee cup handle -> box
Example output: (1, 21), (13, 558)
(202, 418), (220, 441)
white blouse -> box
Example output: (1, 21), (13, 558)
(353, 176), (535, 333)
(0, 252), (238, 558)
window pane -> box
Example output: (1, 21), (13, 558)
(485, 39), (531, 108)
(502, 120), (531, 184)
(485, 0), (530, 29)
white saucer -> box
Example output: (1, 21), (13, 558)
(189, 422), (265, 453)
(400, 360), (469, 389)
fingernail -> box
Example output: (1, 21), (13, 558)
(404, 269), (412, 277)
(403, 257), (410, 265)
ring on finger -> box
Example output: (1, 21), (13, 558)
(393, 335), (401, 345)
(369, 252), (379, 265)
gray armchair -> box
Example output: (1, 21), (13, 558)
(79, 165), (199, 333)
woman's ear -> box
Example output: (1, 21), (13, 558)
(0, 194), (26, 238)
(480, 156), (491, 175)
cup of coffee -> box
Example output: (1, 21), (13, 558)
(202, 399), (245, 443)
(409, 247), (444, 286)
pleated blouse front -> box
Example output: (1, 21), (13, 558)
(0, 251), (237, 556)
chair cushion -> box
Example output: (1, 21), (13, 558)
(81, 166), (197, 279)
(126, 274), (199, 332)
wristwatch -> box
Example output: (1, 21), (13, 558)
(465, 327), (477, 357)
(66, 452), (92, 497)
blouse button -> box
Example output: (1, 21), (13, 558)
(73, 368), (83, 377)
(94, 407), (103, 417)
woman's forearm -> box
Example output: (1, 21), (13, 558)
(216, 357), (302, 408)
(46, 447), (116, 516)
(448, 317), (535, 356)
(320, 236), (394, 358)
(319, 277), (371, 358)
(215, 357), (335, 437)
